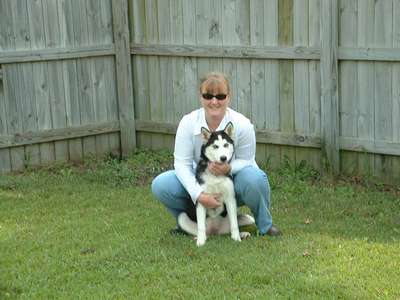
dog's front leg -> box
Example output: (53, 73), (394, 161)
(225, 199), (241, 242)
(196, 203), (207, 247)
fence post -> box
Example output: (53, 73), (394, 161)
(112, 0), (136, 157)
(320, 0), (339, 175)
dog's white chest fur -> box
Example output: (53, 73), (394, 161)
(200, 170), (234, 217)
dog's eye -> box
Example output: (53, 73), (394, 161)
(224, 143), (229, 148)
(213, 145), (219, 149)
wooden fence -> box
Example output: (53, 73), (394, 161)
(0, 0), (400, 184)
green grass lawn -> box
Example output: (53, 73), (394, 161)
(1, 150), (399, 299)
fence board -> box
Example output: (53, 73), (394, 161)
(263, 0), (281, 169)
(374, 0), (394, 180)
(158, 0), (174, 149)
(6, 65), (25, 171)
(339, 0), (358, 174)
(308, 0), (322, 170)
(89, 0), (111, 157)
(58, 0), (83, 161)
(195, 0), (213, 113)
(170, 0), (184, 124)
(357, 0), (375, 176)
(145, 0), (164, 150)
(44, 0), (69, 162)
(393, 0), (400, 180)
(294, 0), (311, 167)
(250, 0), (267, 164)
(182, 0), (198, 114)
(221, 0), (238, 111)
(131, 0), (151, 149)
(0, 75), (11, 172)
(28, 0), (54, 166)
(279, 0), (296, 165)
(236, 1), (251, 119)
(321, 0), (339, 174)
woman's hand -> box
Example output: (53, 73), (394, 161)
(207, 162), (231, 176)
(197, 192), (222, 208)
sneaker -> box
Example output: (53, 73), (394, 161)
(260, 225), (282, 237)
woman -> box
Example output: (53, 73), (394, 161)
(151, 72), (281, 237)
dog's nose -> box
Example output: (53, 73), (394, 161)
(220, 156), (227, 162)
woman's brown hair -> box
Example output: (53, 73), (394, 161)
(199, 71), (231, 95)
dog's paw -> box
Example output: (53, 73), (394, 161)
(240, 231), (251, 239)
(231, 231), (241, 242)
(196, 235), (206, 247)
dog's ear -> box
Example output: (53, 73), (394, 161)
(223, 122), (234, 139)
(201, 127), (211, 142)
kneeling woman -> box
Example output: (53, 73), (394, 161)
(151, 71), (281, 237)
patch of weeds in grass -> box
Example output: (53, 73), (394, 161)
(80, 149), (173, 187)
(0, 150), (174, 192)
(260, 156), (321, 198)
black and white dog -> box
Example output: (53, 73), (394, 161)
(178, 122), (255, 247)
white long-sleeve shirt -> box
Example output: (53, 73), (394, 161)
(174, 107), (258, 203)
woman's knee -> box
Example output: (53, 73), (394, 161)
(235, 166), (269, 193)
(151, 170), (173, 200)
(151, 170), (188, 203)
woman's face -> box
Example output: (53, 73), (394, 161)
(200, 81), (230, 120)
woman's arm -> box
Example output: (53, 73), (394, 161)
(230, 122), (256, 174)
(173, 117), (203, 203)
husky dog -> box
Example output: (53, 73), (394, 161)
(178, 122), (255, 247)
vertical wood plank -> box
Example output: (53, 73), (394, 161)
(320, 0), (340, 174)
(144, 0), (163, 150)
(221, 0), (239, 111)
(5, 65), (25, 171)
(43, 0), (69, 162)
(27, 0), (55, 165)
(250, 0), (267, 164)
(339, 0), (358, 174)
(236, 0), (252, 119)
(357, 0), (375, 176)
(100, 0), (119, 156)
(170, 0), (185, 120)
(74, 0), (97, 157)
(182, 0), (198, 113)
(8, 0), (28, 170)
(0, 0), (14, 52)
(158, 0), (174, 149)
(59, 0), (83, 161)
(308, 0), (322, 171)
(294, 0), (312, 168)
(131, 0), (152, 149)
(195, 0), (212, 96)
(112, 0), (136, 156)
(392, 0), (400, 182)
(208, 0), (223, 72)
(374, 0), (394, 180)
(17, 0), (40, 168)
(88, 0), (111, 157)
(0, 73), (11, 173)
(278, 0), (296, 165)
(263, 0), (281, 170)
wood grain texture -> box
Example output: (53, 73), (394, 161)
(320, 0), (340, 174)
(112, 0), (136, 156)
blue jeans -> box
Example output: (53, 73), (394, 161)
(151, 166), (273, 235)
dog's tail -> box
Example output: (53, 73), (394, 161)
(178, 212), (198, 236)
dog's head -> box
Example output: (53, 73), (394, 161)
(200, 122), (235, 163)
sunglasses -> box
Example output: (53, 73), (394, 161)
(201, 93), (228, 100)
